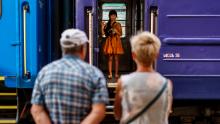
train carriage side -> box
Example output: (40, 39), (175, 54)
(76, 0), (220, 100)
(76, 0), (220, 122)
(0, 0), (47, 88)
(1, 0), (220, 123)
(157, 0), (220, 99)
(0, 0), (48, 123)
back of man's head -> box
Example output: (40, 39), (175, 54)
(60, 29), (89, 57)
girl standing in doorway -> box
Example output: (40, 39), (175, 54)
(103, 10), (124, 79)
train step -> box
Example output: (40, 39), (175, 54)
(0, 80), (18, 124)
(0, 119), (16, 124)
(103, 81), (119, 124)
(0, 77), (5, 81)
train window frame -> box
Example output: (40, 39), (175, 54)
(0, 0), (2, 17)
(101, 3), (127, 38)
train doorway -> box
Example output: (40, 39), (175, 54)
(97, 0), (145, 78)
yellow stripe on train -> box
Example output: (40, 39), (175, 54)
(0, 76), (5, 81)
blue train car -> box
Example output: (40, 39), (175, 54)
(0, 0), (47, 88)
(157, 0), (220, 100)
(1, 0), (220, 123)
(76, 0), (220, 99)
(76, 0), (220, 123)
(0, 0), (49, 123)
(0, 0), (74, 88)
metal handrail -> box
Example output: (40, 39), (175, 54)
(23, 5), (29, 75)
(150, 11), (154, 33)
(150, 8), (158, 69)
(150, 8), (157, 34)
(87, 10), (93, 65)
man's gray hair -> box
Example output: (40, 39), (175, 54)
(61, 42), (87, 55)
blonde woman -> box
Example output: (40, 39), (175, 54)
(114, 32), (173, 124)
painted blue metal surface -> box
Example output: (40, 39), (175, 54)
(158, 0), (220, 37)
(19, 0), (47, 88)
(0, 0), (46, 88)
(144, 0), (158, 30)
(92, 0), (99, 66)
(47, 0), (52, 62)
(157, 0), (220, 99)
(75, 0), (98, 66)
(37, 0), (48, 70)
(144, 0), (150, 30)
(170, 77), (220, 99)
(0, 0), (20, 87)
(76, 0), (93, 30)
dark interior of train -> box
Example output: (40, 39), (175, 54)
(49, 0), (145, 79)
(49, 0), (74, 60)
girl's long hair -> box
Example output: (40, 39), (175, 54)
(105, 10), (117, 36)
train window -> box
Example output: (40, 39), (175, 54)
(0, 0), (2, 17)
(102, 3), (126, 38)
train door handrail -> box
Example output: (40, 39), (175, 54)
(150, 7), (157, 34)
(23, 4), (29, 77)
(150, 10), (154, 33)
(150, 7), (158, 70)
(87, 9), (93, 65)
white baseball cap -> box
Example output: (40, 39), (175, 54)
(60, 29), (89, 48)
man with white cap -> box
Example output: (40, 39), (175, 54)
(31, 29), (109, 124)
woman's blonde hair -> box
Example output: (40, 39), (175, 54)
(130, 32), (161, 66)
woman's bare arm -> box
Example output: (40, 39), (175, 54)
(81, 103), (106, 124)
(167, 80), (173, 115)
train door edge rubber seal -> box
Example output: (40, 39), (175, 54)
(0, 0), (2, 17)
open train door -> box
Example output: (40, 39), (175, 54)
(0, 0), (47, 88)
(156, 0), (220, 99)
(76, 0), (145, 79)
(75, 0), (145, 122)
(97, 1), (133, 74)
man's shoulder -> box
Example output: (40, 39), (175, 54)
(82, 62), (104, 76)
(39, 58), (104, 79)
(39, 59), (63, 74)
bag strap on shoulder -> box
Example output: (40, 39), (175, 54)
(122, 79), (168, 124)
